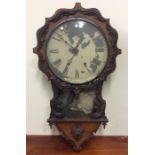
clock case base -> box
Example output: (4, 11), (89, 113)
(48, 119), (108, 151)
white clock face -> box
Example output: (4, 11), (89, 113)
(46, 20), (108, 84)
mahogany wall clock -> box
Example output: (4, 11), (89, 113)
(33, 3), (121, 151)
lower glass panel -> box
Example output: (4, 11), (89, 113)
(65, 91), (95, 118)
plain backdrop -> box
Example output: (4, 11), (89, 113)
(26, 0), (128, 135)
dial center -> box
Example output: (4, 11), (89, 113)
(69, 48), (79, 55)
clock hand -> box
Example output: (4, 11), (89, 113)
(75, 38), (84, 49)
(56, 32), (79, 55)
(56, 32), (74, 49)
(56, 33), (81, 55)
(74, 37), (89, 53)
(81, 40), (90, 49)
(63, 55), (75, 75)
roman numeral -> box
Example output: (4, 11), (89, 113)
(56, 32), (62, 38)
(52, 37), (61, 41)
(81, 70), (85, 74)
(75, 70), (79, 78)
(53, 59), (62, 67)
(96, 47), (104, 52)
(83, 62), (91, 74)
(93, 34), (104, 47)
(49, 49), (59, 53)
(62, 66), (68, 76)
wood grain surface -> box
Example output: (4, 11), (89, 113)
(26, 135), (128, 155)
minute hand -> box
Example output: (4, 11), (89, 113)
(56, 33), (74, 49)
(63, 55), (75, 75)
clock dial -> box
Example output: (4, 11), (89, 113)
(46, 20), (108, 84)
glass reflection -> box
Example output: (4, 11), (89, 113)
(74, 21), (85, 29)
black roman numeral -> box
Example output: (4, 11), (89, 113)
(81, 70), (85, 74)
(93, 35), (104, 47)
(83, 62), (91, 74)
(75, 70), (79, 78)
(62, 66), (68, 76)
(49, 49), (59, 53)
(53, 59), (62, 67)
(96, 47), (104, 52)
(52, 37), (61, 42)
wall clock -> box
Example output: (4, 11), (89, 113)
(33, 3), (121, 151)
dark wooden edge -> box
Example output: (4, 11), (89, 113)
(26, 135), (128, 152)
(27, 135), (128, 154)
(26, 135), (128, 143)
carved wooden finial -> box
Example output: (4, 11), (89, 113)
(74, 2), (82, 9)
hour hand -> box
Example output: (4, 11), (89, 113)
(81, 40), (90, 49)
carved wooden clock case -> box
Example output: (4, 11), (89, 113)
(33, 3), (121, 151)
